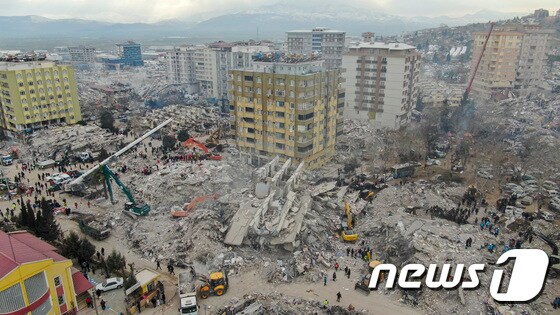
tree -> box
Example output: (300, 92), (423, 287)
(99, 110), (115, 131)
(106, 250), (127, 276)
(177, 129), (190, 142)
(25, 202), (36, 231)
(124, 263), (138, 290)
(162, 134), (177, 151)
(35, 198), (61, 242)
(343, 156), (360, 173)
(60, 231), (82, 259)
(98, 148), (110, 161)
(76, 237), (96, 264)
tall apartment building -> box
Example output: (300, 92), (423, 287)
(116, 41), (144, 67)
(68, 46), (96, 64)
(166, 45), (200, 94)
(166, 44), (270, 99)
(286, 27), (345, 69)
(229, 57), (344, 169)
(0, 61), (82, 136)
(342, 36), (421, 129)
(471, 25), (553, 97)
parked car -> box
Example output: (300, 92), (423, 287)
(46, 173), (62, 182)
(539, 211), (555, 222)
(476, 170), (494, 179)
(95, 277), (123, 292)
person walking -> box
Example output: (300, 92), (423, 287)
(332, 271), (337, 282)
(347, 268), (351, 279)
(323, 299), (329, 308)
(323, 274), (327, 286)
(336, 291), (342, 302)
(156, 259), (161, 270)
(96, 289), (102, 298)
(100, 299), (106, 310)
(161, 292), (166, 305)
(85, 297), (93, 308)
(335, 262), (339, 271)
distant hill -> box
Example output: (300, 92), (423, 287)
(0, 8), (525, 49)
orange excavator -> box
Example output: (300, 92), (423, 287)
(182, 138), (222, 161)
(171, 194), (218, 218)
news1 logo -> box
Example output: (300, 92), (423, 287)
(369, 249), (549, 302)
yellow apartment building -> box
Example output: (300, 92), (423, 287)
(0, 61), (82, 137)
(0, 231), (93, 315)
(229, 57), (344, 169)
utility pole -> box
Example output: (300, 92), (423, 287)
(91, 289), (99, 315)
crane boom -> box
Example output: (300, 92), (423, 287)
(69, 118), (172, 187)
(465, 22), (495, 99)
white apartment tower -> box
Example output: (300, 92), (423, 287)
(342, 34), (421, 129)
(166, 44), (270, 99)
(286, 27), (345, 69)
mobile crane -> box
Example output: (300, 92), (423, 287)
(462, 22), (495, 106)
(67, 119), (172, 215)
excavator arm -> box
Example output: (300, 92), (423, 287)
(101, 165), (136, 205)
(345, 201), (353, 229)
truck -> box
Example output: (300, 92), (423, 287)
(2, 155), (13, 166)
(178, 271), (199, 314)
(78, 216), (110, 240)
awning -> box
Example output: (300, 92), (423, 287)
(72, 271), (94, 295)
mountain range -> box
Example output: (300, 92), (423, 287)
(0, 6), (525, 50)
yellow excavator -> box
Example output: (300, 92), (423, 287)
(198, 271), (229, 299)
(341, 200), (359, 242)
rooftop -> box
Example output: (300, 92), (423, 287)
(0, 60), (61, 71)
(348, 41), (416, 51)
(0, 230), (68, 279)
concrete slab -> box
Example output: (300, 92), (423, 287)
(311, 181), (337, 197)
(270, 194), (311, 247)
(224, 201), (260, 246)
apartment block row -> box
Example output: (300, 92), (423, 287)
(166, 43), (271, 99)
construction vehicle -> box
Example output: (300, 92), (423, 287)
(462, 22), (495, 106)
(532, 231), (560, 277)
(79, 216), (110, 240)
(198, 271), (228, 299)
(205, 129), (221, 148)
(171, 194), (218, 218)
(341, 200), (359, 242)
(178, 271), (199, 314)
(183, 138), (222, 160)
(101, 164), (150, 216)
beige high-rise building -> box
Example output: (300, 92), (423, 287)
(471, 25), (553, 98)
(229, 58), (344, 169)
(342, 36), (421, 129)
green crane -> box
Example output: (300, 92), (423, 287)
(101, 165), (150, 216)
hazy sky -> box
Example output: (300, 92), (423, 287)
(1, 0), (558, 23)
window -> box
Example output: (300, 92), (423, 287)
(53, 276), (61, 287)
(18, 82), (24, 87)
(57, 295), (64, 305)
(20, 91), (25, 96)
(53, 70), (58, 76)
(276, 101), (284, 107)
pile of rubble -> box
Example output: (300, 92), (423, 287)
(132, 104), (227, 134)
(25, 124), (126, 161)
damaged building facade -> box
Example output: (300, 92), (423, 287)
(342, 34), (421, 129)
(229, 57), (344, 169)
